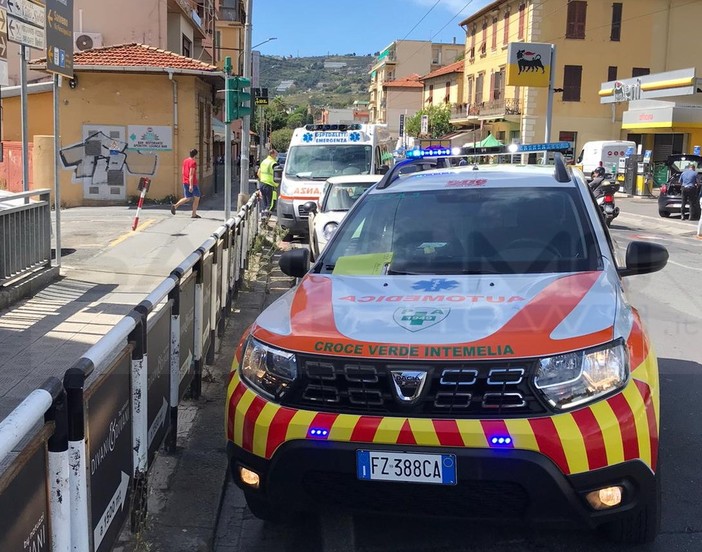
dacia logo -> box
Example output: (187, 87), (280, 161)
(394, 307), (450, 332)
(412, 278), (459, 292)
(390, 370), (429, 403)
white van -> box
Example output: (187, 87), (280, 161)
(576, 140), (636, 178)
(277, 124), (394, 236)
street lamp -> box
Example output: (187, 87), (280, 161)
(252, 37), (277, 50)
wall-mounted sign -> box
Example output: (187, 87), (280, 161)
(127, 125), (173, 150)
(506, 42), (552, 88)
(600, 67), (698, 104)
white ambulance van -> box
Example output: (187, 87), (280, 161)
(576, 140), (636, 179)
(276, 124), (394, 236)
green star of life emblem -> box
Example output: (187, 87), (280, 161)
(393, 307), (450, 332)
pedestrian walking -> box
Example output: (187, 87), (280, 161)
(679, 163), (700, 220)
(257, 148), (278, 218)
(171, 149), (201, 218)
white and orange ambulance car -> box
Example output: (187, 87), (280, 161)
(276, 123), (394, 237)
(227, 152), (668, 544)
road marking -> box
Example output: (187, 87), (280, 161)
(667, 259), (702, 272)
(109, 218), (157, 247)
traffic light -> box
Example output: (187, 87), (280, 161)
(225, 76), (252, 123)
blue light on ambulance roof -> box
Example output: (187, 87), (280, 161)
(406, 147), (452, 158)
(308, 427), (330, 439)
(490, 435), (513, 447)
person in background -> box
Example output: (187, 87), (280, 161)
(257, 148), (278, 218)
(679, 163), (700, 220)
(171, 149), (201, 219)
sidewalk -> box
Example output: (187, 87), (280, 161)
(0, 186), (249, 421)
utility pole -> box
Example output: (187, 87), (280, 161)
(223, 56), (233, 220)
(238, 0), (253, 207)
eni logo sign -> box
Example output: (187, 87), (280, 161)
(506, 42), (552, 88)
(614, 80), (641, 102)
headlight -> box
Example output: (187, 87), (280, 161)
(240, 338), (297, 401)
(322, 222), (338, 241)
(534, 341), (628, 410)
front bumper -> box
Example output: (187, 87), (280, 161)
(227, 439), (656, 526)
(276, 200), (308, 234)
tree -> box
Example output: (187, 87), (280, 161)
(270, 128), (293, 152)
(405, 104), (454, 139)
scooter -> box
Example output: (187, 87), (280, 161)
(589, 176), (620, 227)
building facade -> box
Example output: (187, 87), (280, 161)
(452, 0), (702, 160)
(383, 74), (424, 140)
(368, 40), (464, 128)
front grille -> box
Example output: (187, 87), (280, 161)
(302, 472), (529, 517)
(297, 205), (309, 219)
(282, 355), (547, 418)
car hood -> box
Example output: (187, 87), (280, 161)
(251, 271), (621, 360)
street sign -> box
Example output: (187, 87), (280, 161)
(7, 0), (44, 28)
(0, 33), (6, 57)
(45, 0), (73, 77)
(0, 8), (7, 34)
(7, 14), (44, 48)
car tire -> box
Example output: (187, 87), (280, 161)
(658, 210), (670, 218)
(601, 464), (661, 545)
(244, 492), (282, 522)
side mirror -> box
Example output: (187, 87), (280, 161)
(301, 201), (317, 214)
(618, 241), (668, 277)
(273, 166), (283, 185)
(279, 248), (310, 278)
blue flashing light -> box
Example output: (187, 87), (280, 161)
(406, 147), (452, 159)
(490, 435), (513, 447)
(308, 427), (330, 439)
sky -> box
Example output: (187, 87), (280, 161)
(252, 0), (494, 58)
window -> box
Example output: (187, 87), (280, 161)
(610, 3), (622, 41)
(182, 35), (192, 57)
(518, 3), (526, 39)
(475, 73), (484, 104)
(607, 66), (617, 81)
(503, 10), (510, 45)
(492, 15), (498, 50)
(466, 76), (474, 105)
(445, 81), (451, 103)
(470, 24), (476, 58)
(566, 1), (587, 39)
(482, 19), (487, 44)
(492, 68), (504, 100)
(632, 67), (650, 77)
(563, 65), (582, 101)
(428, 84), (434, 104)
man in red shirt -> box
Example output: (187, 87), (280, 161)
(171, 149), (201, 218)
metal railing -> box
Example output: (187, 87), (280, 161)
(0, 189), (52, 287)
(0, 195), (261, 552)
(450, 98), (522, 120)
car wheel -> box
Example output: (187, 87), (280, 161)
(600, 464), (661, 545)
(244, 492), (282, 522)
(658, 210), (670, 218)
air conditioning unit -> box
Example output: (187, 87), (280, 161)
(74, 32), (103, 52)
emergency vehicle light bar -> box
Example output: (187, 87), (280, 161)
(304, 124), (362, 132)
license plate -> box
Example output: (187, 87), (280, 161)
(604, 205), (614, 213)
(356, 450), (456, 485)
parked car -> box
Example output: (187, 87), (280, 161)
(276, 152), (287, 166)
(657, 154), (702, 217)
(303, 175), (382, 259)
(226, 151), (669, 544)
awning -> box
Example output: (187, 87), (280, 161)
(463, 134), (504, 148)
(213, 117), (227, 142)
(622, 101), (702, 130)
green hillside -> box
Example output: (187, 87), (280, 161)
(258, 54), (375, 108)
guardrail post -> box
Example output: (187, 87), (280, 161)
(220, 228), (231, 334)
(167, 269), (183, 454)
(191, 257), (204, 400)
(64, 362), (93, 552)
(45, 379), (70, 552)
(128, 306), (149, 532)
(234, 223), (242, 294)
(207, 242), (218, 365)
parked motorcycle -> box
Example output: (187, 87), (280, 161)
(589, 171), (620, 227)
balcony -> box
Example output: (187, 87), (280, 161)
(218, 0), (245, 22)
(450, 98), (521, 123)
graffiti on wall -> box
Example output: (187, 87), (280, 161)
(60, 125), (162, 201)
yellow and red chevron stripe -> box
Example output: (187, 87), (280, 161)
(226, 362), (659, 476)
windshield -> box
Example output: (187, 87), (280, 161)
(318, 187), (600, 275)
(323, 181), (375, 211)
(285, 145), (372, 180)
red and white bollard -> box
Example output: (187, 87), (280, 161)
(132, 177), (151, 231)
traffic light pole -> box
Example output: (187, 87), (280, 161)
(223, 58), (233, 221)
(238, 0), (254, 206)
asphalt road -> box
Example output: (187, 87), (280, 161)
(215, 200), (702, 552)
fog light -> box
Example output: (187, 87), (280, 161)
(585, 486), (623, 510)
(239, 466), (260, 489)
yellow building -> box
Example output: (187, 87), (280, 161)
(2, 44), (223, 207)
(454, 0), (702, 160)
